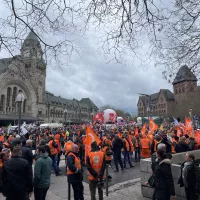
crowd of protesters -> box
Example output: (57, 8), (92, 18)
(0, 119), (199, 200)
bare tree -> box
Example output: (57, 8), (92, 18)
(0, 0), (84, 67)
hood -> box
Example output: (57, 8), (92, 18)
(39, 153), (48, 159)
(159, 158), (172, 165)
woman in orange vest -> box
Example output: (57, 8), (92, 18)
(140, 135), (151, 158)
(55, 134), (61, 168)
(67, 144), (84, 200)
(0, 134), (4, 143)
(87, 141), (105, 200)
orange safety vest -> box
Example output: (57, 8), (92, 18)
(117, 132), (122, 138)
(65, 141), (74, 154)
(49, 140), (57, 155)
(102, 146), (112, 161)
(124, 139), (131, 152)
(88, 151), (104, 181)
(55, 133), (60, 140)
(153, 140), (159, 152)
(171, 138), (177, 154)
(0, 159), (3, 168)
(67, 152), (81, 175)
(141, 138), (150, 149)
(55, 139), (61, 153)
(0, 135), (4, 142)
(127, 137), (134, 152)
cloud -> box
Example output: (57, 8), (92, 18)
(46, 33), (172, 114)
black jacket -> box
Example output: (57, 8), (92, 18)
(154, 158), (175, 199)
(22, 145), (33, 166)
(175, 142), (188, 153)
(67, 151), (83, 183)
(178, 161), (200, 193)
(2, 156), (33, 196)
(112, 137), (123, 154)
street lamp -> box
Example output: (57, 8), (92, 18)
(64, 108), (67, 132)
(15, 90), (25, 136)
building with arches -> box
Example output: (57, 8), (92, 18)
(0, 32), (98, 125)
(137, 65), (200, 118)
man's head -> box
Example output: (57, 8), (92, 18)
(26, 139), (32, 147)
(12, 146), (22, 157)
(91, 141), (98, 151)
(36, 146), (46, 155)
(156, 143), (167, 159)
(72, 144), (79, 153)
(185, 152), (195, 162)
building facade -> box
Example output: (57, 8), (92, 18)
(137, 65), (200, 118)
(0, 32), (98, 125)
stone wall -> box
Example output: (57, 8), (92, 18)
(140, 150), (200, 200)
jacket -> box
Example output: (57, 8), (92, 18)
(3, 156), (33, 195)
(22, 145), (33, 166)
(153, 158), (175, 199)
(178, 161), (200, 193)
(34, 153), (52, 188)
(175, 142), (188, 153)
(112, 137), (123, 154)
(67, 151), (83, 183)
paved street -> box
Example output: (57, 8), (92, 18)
(0, 159), (148, 200)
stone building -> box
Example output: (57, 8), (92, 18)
(137, 65), (200, 118)
(0, 31), (98, 125)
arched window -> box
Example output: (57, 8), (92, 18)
(0, 95), (5, 112)
(6, 87), (12, 107)
(175, 89), (178, 94)
(12, 87), (17, 108)
(182, 87), (185, 93)
(179, 88), (181, 93)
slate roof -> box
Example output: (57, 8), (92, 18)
(45, 92), (97, 112)
(80, 98), (98, 110)
(138, 89), (175, 106)
(173, 65), (197, 84)
(25, 31), (39, 42)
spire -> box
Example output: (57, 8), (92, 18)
(25, 31), (39, 42)
(173, 65), (197, 85)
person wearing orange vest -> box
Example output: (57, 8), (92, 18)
(0, 133), (4, 143)
(122, 135), (134, 168)
(49, 136), (61, 176)
(67, 144), (84, 200)
(87, 141), (106, 200)
(64, 139), (74, 165)
(151, 134), (161, 155)
(55, 133), (61, 168)
(140, 135), (151, 158)
(132, 134), (141, 161)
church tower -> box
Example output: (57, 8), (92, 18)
(173, 65), (198, 118)
(20, 31), (46, 105)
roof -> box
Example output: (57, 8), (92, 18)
(45, 92), (98, 112)
(80, 98), (98, 110)
(160, 89), (175, 101)
(173, 65), (197, 84)
(25, 31), (39, 42)
(138, 89), (174, 106)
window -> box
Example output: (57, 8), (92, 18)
(179, 88), (181, 93)
(175, 89), (178, 94)
(182, 87), (185, 93)
(12, 87), (17, 108)
(0, 95), (5, 111)
(6, 87), (11, 107)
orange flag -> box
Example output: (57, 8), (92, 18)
(185, 118), (193, 136)
(85, 127), (101, 163)
(149, 118), (158, 134)
(195, 130), (200, 146)
(141, 124), (146, 135)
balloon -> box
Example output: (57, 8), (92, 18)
(103, 109), (117, 123)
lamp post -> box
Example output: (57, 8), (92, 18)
(64, 109), (67, 133)
(15, 90), (25, 136)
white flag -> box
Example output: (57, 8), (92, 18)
(20, 124), (28, 135)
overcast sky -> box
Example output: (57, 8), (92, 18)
(0, 0), (173, 114)
(45, 33), (172, 114)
